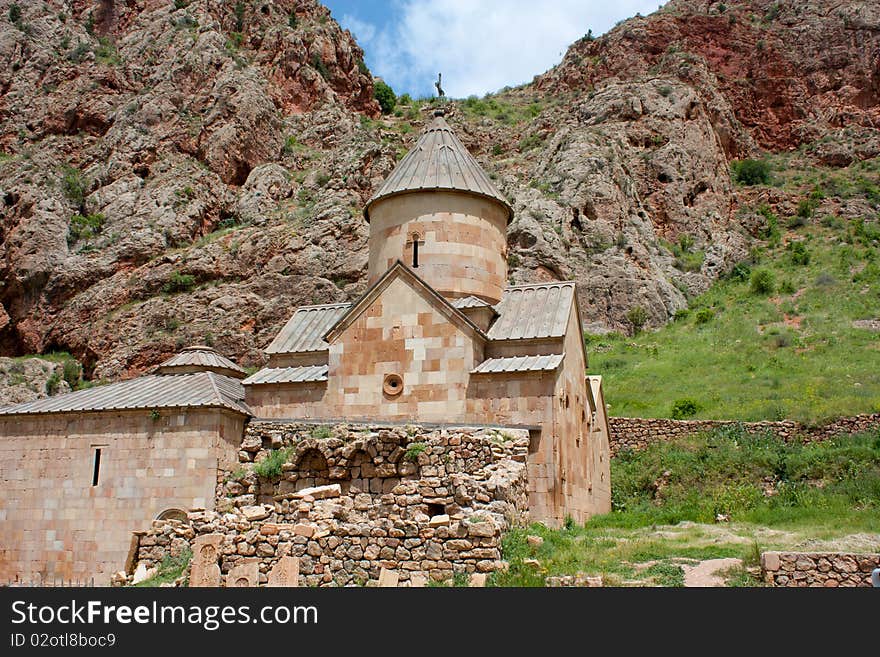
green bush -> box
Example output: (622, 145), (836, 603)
(163, 271), (196, 294)
(45, 371), (62, 396)
(405, 442), (427, 462)
(731, 159), (771, 186)
(311, 53), (330, 80)
(670, 398), (699, 419)
(694, 307), (714, 324)
(68, 212), (106, 244)
(787, 241), (810, 266)
(749, 268), (775, 295)
(310, 425), (332, 439)
(61, 165), (87, 206)
(8, 4), (21, 23)
(729, 262), (751, 282)
(253, 448), (291, 480)
(62, 360), (82, 389)
(626, 306), (648, 335)
(374, 80), (396, 114)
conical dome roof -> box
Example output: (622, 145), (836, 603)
(155, 345), (247, 379)
(364, 111), (512, 222)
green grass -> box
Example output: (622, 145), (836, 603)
(491, 428), (880, 586)
(589, 218), (880, 422)
(133, 548), (192, 587)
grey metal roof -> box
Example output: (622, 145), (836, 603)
(364, 112), (512, 221)
(265, 303), (352, 354)
(243, 365), (329, 385)
(487, 282), (576, 341)
(471, 353), (564, 374)
(155, 345), (246, 378)
(452, 295), (492, 309)
(0, 372), (251, 417)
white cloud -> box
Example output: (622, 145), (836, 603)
(341, 0), (661, 98)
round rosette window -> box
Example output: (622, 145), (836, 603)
(383, 373), (403, 396)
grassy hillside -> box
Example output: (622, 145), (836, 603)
(589, 158), (880, 422)
(491, 426), (880, 587)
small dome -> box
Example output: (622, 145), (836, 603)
(364, 114), (512, 222)
(155, 345), (247, 379)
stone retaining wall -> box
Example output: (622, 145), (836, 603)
(761, 551), (880, 587)
(609, 414), (880, 456)
(126, 422), (530, 586)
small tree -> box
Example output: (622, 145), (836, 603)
(750, 268), (775, 295)
(626, 306), (648, 335)
(374, 80), (396, 114)
(731, 159), (771, 186)
(671, 398), (699, 419)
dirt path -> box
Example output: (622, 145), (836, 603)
(682, 558), (742, 587)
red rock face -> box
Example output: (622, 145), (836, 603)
(537, 0), (880, 157)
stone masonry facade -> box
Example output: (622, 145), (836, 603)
(761, 551), (880, 587)
(126, 422), (530, 586)
(608, 414), (880, 456)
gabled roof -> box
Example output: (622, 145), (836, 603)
(364, 111), (512, 221)
(487, 282), (576, 341)
(0, 371), (251, 417)
(243, 365), (329, 386)
(472, 354), (564, 374)
(324, 260), (487, 344)
(265, 303), (352, 354)
(155, 345), (247, 379)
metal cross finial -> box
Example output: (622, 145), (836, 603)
(435, 72), (444, 98)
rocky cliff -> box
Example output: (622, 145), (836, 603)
(0, 0), (877, 385)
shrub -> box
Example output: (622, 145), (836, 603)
(62, 360), (82, 388)
(45, 371), (62, 396)
(731, 159), (771, 185)
(779, 279), (796, 294)
(671, 398), (699, 419)
(61, 165), (87, 206)
(68, 212), (106, 244)
(8, 4), (21, 24)
(695, 307), (714, 324)
(374, 79), (396, 114)
(749, 268), (775, 295)
(626, 306), (648, 335)
(729, 262), (751, 282)
(405, 442), (427, 462)
(174, 0), (189, 8)
(311, 53), (330, 80)
(787, 241), (810, 266)
(253, 447), (291, 480)
(673, 308), (690, 321)
(288, 11), (297, 28)
(163, 271), (196, 294)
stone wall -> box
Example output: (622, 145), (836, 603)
(761, 551), (880, 587)
(128, 422), (530, 586)
(0, 408), (245, 584)
(608, 414), (880, 456)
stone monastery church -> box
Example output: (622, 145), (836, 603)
(0, 111), (611, 583)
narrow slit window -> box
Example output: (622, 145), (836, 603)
(409, 233), (422, 269)
(92, 448), (102, 487)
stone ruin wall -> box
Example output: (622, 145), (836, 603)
(125, 422), (530, 586)
(608, 414), (880, 456)
(761, 551), (880, 587)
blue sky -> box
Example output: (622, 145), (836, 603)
(323, 1), (664, 99)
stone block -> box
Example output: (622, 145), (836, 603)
(761, 552), (780, 572)
(378, 567), (399, 588)
(428, 514), (450, 528)
(294, 484), (341, 500)
(241, 505), (271, 522)
(268, 556), (300, 587)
